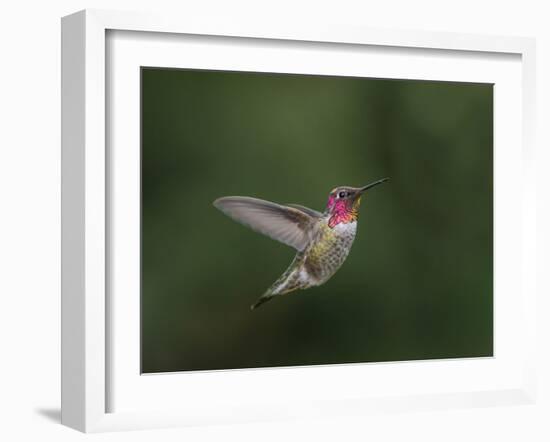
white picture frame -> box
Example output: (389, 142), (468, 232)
(61, 9), (537, 433)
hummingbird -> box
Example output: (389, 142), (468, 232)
(213, 177), (389, 310)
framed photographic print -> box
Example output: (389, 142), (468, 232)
(61, 9), (537, 432)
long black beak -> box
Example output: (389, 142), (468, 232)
(359, 177), (390, 194)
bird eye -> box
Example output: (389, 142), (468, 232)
(339, 191), (346, 198)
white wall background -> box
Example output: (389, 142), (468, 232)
(0, 1), (548, 440)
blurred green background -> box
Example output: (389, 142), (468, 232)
(141, 68), (493, 373)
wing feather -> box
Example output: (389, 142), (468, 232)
(286, 203), (323, 218)
(213, 196), (318, 251)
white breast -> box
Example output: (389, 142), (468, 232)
(333, 221), (357, 236)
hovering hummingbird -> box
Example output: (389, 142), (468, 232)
(213, 178), (389, 310)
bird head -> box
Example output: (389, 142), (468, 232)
(325, 178), (389, 227)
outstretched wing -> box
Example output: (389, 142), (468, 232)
(286, 203), (323, 218)
(213, 196), (319, 251)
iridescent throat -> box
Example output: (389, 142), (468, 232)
(327, 198), (359, 229)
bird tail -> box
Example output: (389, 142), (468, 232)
(251, 255), (304, 310)
(250, 291), (276, 310)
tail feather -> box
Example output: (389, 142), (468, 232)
(250, 292), (276, 310)
(251, 254), (305, 310)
